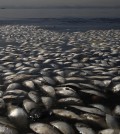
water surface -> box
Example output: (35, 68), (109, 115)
(0, 8), (120, 19)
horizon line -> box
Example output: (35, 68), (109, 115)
(0, 6), (120, 9)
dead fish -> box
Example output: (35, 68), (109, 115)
(112, 84), (120, 94)
(7, 105), (28, 130)
(28, 68), (40, 75)
(1, 55), (13, 61)
(15, 63), (23, 68)
(79, 83), (100, 91)
(56, 87), (78, 98)
(2, 71), (14, 76)
(70, 106), (105, 116)
(112, 76), (120, 82)
(30, 123), (61, 134)
(40, 85), (56, 98)
(3, 94), (25, 103)
(42, 76), (56, 86)
(92, 80), (105, 88)
(41, 97), (53, 109)
(6, 83), (21, 91)
(103, 80), (112, 88)
(65, 77), (88, 83)
(11, 74), (37, 82)
(54, 70), (65, 77)
(90, 104), (111, 114)
(79, 113), (107, 129)
(33, 79), (43, 87)
(75, 123), (96, 134)
(0, 116), (19, 134)
(61, 83), (81, 90)
(67, 71), (80, 77)
(79, 89), (106, 98)
(52, 109), (81, 121)
(58, 97), (83, 105)
(79, 89), (106, 104)
(23, 99), (39, 113)
(4, 74), (17, 81)
(98, 129), (120, 134)
(50, 121), (75, 134)
(87, 76), (111, 80)
(23, 80), (35, 90)
(5, 89), (27, 97)
(54, 75), (65, 84)
(28, 91), (40, 103)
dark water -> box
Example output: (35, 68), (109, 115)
(0, 8), (120, 32)
(0, 8), (120, 31)
(0, 8), (120, 19)
(0, 18), (120, 32)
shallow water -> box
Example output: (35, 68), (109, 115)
(0, 18), (120, 32)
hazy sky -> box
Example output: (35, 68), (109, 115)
(0, 0), (120, 7)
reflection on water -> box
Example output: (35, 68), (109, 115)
(0, 8), (120, 19)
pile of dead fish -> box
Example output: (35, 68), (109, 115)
(0, 25), (120, 134)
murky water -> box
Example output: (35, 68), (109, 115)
(0, 8), (120, 19)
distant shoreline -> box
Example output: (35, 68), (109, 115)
(0, 6), (120, 9)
